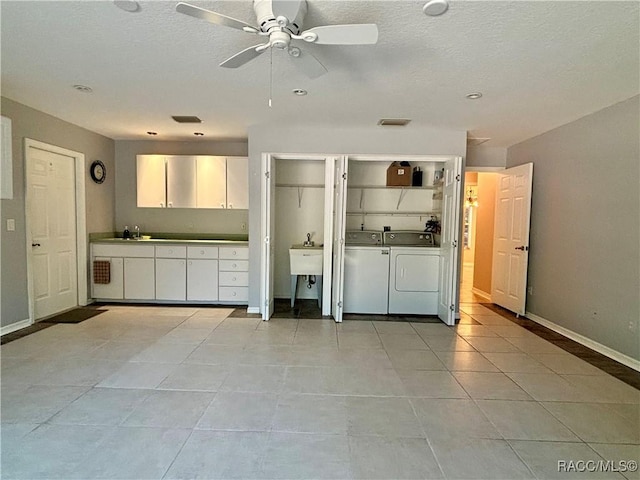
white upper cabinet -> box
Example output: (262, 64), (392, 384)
(136, 155), (166, 208)
(226, 157), (248, 209)
(166, 156), (197, 208)
(137, 155), (248, 209)
(196, 156), (226, 208)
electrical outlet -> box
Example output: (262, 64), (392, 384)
(6, 219), (15, 231)
(629, 321), (637, 332)
(527, 286), (533, 295)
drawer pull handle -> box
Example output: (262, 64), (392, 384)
(232, 263), (237, 268)
(232, 292), (236, 296)
(232, 277), (236, 281)
(233, 251), (237, 256)
(200, 250), (204, 255)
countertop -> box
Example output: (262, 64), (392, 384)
(91, 238), (248, 246)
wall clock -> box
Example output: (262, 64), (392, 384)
(90, 160), (106, 184)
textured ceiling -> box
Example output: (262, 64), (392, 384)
(1, 1), (638, 146)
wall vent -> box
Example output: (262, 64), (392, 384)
(377, 118), (411, 127)
(171, 115), (202, 123)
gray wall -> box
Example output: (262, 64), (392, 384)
(0, 97), (115, 327)
(246, 123), (467, 310)
(466, 146), (507, 168)
(507, 95), (640, 361)
(115, 140), (248, 235)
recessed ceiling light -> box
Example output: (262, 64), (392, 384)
(72, 84), (92, 93)
(292, 89), (307, 96)
(194, 132), (204, 136)
(377, 119), (411, 127)
(466, 92), (483, 100)
(113, 0), (140, 13)
(146, 131), (158, 136)
(423, 0), (449, 16)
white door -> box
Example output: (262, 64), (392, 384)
(331, 156), (348, 322)
(167, 156), (197, 208)
(226, 157), (249, 209)
(27, 148), (78, 319)
(438, 157), (462, 325)
(491, 163), (534, 315)
(261, 154), (276, 320)
(196, 156), (227, 208)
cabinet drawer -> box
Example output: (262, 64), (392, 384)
(219, 286), (248, 302)
(187, 246), (219, 259)
(219, 260), (249, 272)
(219, 271), (248, 287)
(155, 245), (186, 258)
(219, 246), (248, 260)
(92, 243), (154, 258)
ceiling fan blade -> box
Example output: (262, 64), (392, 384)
(271, 0), (302, 23)
(290, 49), (327, 79)
(176, 2), (258, 33)
(301, 24), (379, 45)
(220, 44), (268, 68)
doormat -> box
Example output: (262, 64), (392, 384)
(42, 307), (107, 324)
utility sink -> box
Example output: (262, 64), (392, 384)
(289, 245), (323, 275)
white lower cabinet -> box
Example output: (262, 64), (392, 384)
(124, 257), (155, 300)
(91, 242), (247, 304)
(92, 257), (124, 299)
(187, 260), (219, 301)
(156, 258), (187, 301)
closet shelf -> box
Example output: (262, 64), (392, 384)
(346, 211), (441, 217)
(276, 183), (324, 188)
(348, 184), (439, 190)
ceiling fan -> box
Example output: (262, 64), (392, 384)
(176, 0), (379, 78)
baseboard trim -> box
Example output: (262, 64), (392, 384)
(1, 318), (32, 336)
(525, 311), (640, 372)
(246, 307), (260, 315)
(472, 288), (491, 302)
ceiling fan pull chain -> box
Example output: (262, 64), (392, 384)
(269, 48), (273, 108)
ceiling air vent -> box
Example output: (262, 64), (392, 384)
(467, 137), (491, 146)
(171, 116), (202, 124)
(378, 119), (411, 127)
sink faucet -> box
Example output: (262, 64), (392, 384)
(134, 225), (140, 239)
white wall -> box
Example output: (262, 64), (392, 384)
(466, 145), (507, 168)
(114, 140), (248, 236)
(507, 95), (639, 361)
(247, 123), (467, 311)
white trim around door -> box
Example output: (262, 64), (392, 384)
(24, 139), (87, 324)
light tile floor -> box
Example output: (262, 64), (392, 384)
(1, 303), (639, 479)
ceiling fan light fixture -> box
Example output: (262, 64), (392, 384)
(292, 89), (307, 96)
(378, 119), (411, 127)
(466, 92), (483, 100)
(423, 0), (449, 17)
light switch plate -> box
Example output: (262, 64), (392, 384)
(7, 218), (15, 231)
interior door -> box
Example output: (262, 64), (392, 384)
(261, 154), (276, 320)
(438, 157), (462, 325)
(27, 147), (78, 319)
(331, 156), (348, 322)
(491, 163), (533, 315)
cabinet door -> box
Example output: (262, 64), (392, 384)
(226, 157), (248, 209)
(196, 156), (226, 208)
(92, 257), (124, 299)
(124, 257), (155, 299)
(187, 259), (219, 301)
(167, 156), (197, 208)
(136, 155), (166, 208)
(156, 258), (186, 301)
(394, 254), (439, 292)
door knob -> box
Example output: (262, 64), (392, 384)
(515, 246), (529, 251)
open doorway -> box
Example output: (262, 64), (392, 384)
(460, 171), (498, 304)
